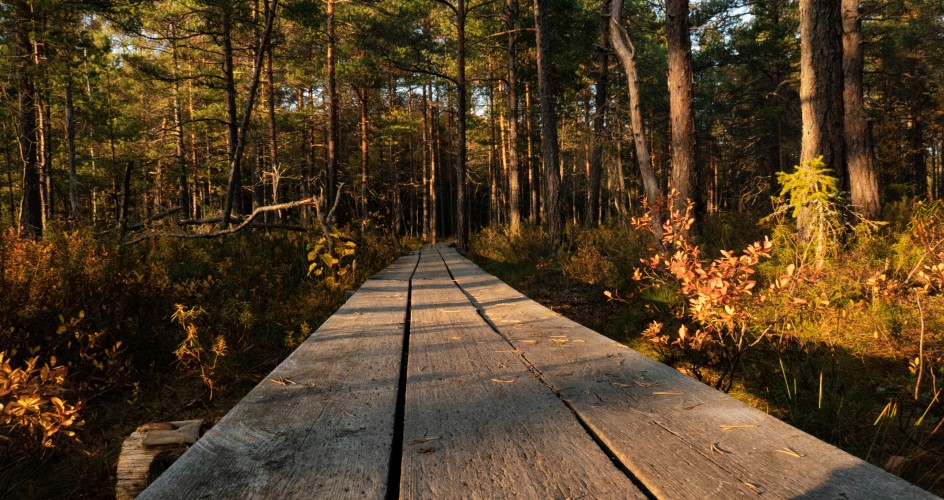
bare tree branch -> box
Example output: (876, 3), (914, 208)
(125, 196), (317, 244)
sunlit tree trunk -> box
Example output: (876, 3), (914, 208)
(505, 0), (522, 235)
(842, 0), (879, 217)
(609, 0), (662, 238)
(666, 0), (697, 220)
(534, 0), (562, 244)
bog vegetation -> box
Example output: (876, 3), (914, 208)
(2, 0), (943, 496)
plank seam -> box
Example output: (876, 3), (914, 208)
(435, 248), (657, 500)
(386, 250), (421, 500)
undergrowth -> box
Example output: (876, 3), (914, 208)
(0, 225), (401, 497)
(469, 194), (944, 494)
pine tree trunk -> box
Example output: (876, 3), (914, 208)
(587, 0), (610, 227)
(265, 1), (280, 210)
(800, 0), (845, 175)
(221, 7), (241, 221)
(15, 0), (42, 238)
(326, 0), (339, 211)
(455, 0), (469, 253)
(666, 0), (697, 218)
(525, 81), (539, 225)
(428, 83), (438, 243)
(359, 88), (370, 220)
(65, 71), (79, 218)
(533, 0), (562, 244)
(171, 33), (190, 220)
(505, 0), (522, 235)
(609, 0), (662, 238)
(842, 0), (879, 217)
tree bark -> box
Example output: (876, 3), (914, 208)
(221, 0), (278, 228)
(15, 0), (42, 238)
(800, 0), (845, 177)
(666, 0), (697, 219)
(533, 0), (562, 244)
(422, 84), (429, 238)
(326, 0), (340, 210)
(609, 0), (662, 238)
(358, 87), (369, 219)
(428, 82), (438, 243)
(171, 32), (190, 220)
(65, 70), (79, 218)
(587, 0), (610, 226)
(525, 81), (539, 224)
(842, 0), (879, 217)
(504, 0), (522, 235)
(221, 6), (241, 220)
(265, 0), (280, 209)
(455, 0), (469, 253)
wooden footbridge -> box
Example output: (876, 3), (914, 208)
(141, 244), (934, 499)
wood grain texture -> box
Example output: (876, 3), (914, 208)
(438, 246), (937, 500)
(410, 243), (452, 280)
(369, 252), (420, 281)
(402, 277), (645, 499)
(140, 279), (409, 499)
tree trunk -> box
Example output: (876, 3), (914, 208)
(666, 0), (697, 219)
(799, 0), (845, 177)
(488, 81), (499, 226)
(221, 6), (241, 221)
(525, 81), (539, 224)
(911, 105), (927, 198)
(65, 71), (79, 218)
(609, 0), (662, 238)
(842, 0), (879, 217)
(428, 83), (438, 243)
(799, 0), (845, 245)
(326, 0), (340, 211)
(171, 33), (190, 220)
(533, 0), (562, 244)
(120, 160), (134, 235)
(422, 84), (430, 239)
(221, 0), (277, 228)
(504, 0), (522, 235)
(15, 0), (42, 238)
(587, 0), (609, 226)
(455, 0), (469, 253)
(265, 0), (280, 209)
(359, 87), (369, 219)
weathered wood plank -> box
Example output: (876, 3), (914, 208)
(140, 279), (409, 499)
(410, 244), (452, 281)
(369, 252), (420, 281)
(438, 247), (936, 499)
(401, 278), (645, 499)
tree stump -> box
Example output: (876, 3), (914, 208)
(115, 419), (203, 500)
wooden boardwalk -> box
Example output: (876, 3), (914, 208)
(142, 244), (936, 499)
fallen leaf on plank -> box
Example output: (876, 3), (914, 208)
(652, 391), (684, 395)
(491, 378), (515, 383)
